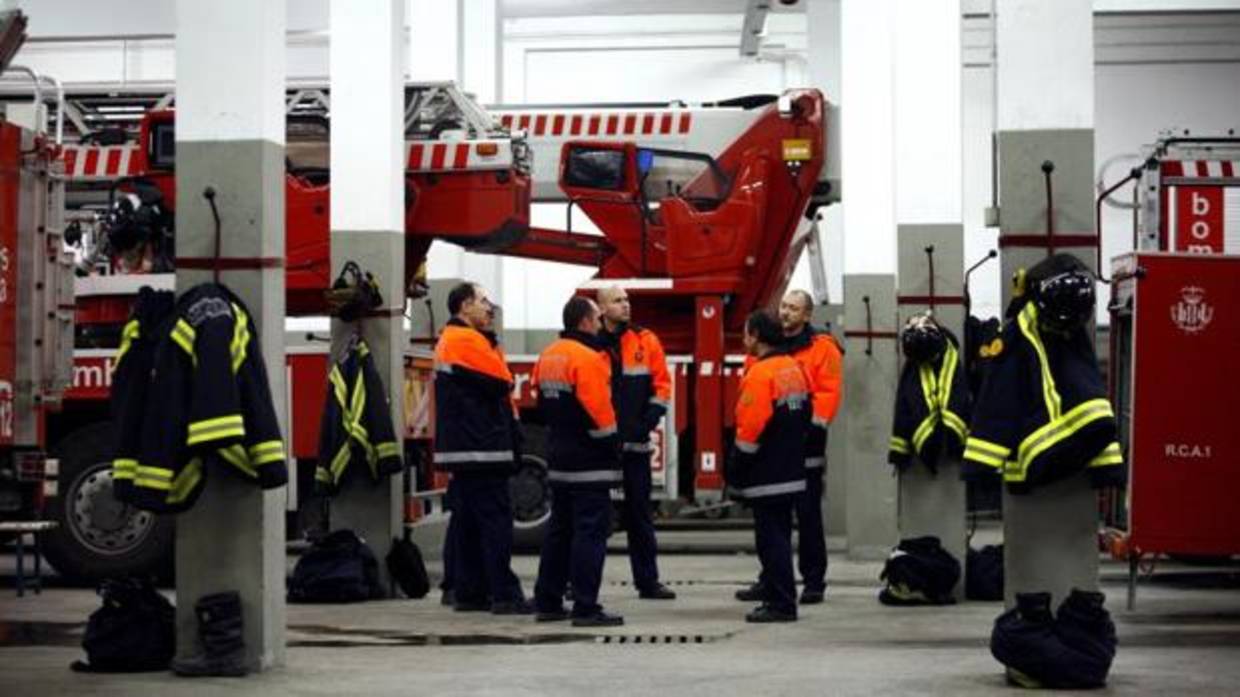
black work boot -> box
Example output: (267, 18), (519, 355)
(172, 591), (248, 678)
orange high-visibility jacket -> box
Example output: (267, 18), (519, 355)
(599, 323), (672, 454)
(533, 330), (621, 488)
(432, 319), (521, 473)
(728, 350), (811, 500)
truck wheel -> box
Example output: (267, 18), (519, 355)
(41, 423), (175, 583)
(510, 452), (551, 551)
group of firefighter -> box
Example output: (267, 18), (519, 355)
(432, 282), (842, 626)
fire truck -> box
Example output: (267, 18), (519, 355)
(15, 76), (830, 580)
(0, 11), (75, 561)
(1102, 133), (1240, 605)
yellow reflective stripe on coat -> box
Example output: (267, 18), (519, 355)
(937, 343), (958, 413)
(889, 436), (911, 455)
(1017, 303), (1063, 421)
(1009, 398), (1116, 481)
(329, 442), (352, 483)
(167, 459), (204, 504)
(133, 464), (174, 491)
(376, 441), (401, 459)
(911, 415), (938, 453)
(248, 440), (285, 466)
(1088, 441), (1123, 468)
(116, 320), (141, 365)
(186, 414), (246, 445)
(230, 303), (249, 373)
(217, 443), (258, 478)
(964, 437), (1010, 468)
(113, 458), (138, 480)
(942, 409), (969, 442)
(171, 319), (197, 360)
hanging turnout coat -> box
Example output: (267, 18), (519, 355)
(962, 301), (1124, 493)
(315, 337), (405, 494)
(116, 283), (288, 513)
(889, 333), (971, 473)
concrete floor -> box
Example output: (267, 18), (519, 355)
(1, 531), (1238, 696)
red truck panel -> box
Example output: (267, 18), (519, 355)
(0, 124), (16, 446)
(1123, 253), (1240, 556)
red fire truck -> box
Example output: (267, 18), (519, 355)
(19, 81), (830, 581)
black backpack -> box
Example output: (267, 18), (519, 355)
(966, 544), (1005, 601)
(70, 577), (176, 673)
(289, 529), (383, 603)
(879, 536), (961, 605)
(386, 536), (431, 599)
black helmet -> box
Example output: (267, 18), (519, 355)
(1034, 270), (1095, 333)
(901, 313), (946, 364)
(101, 186), (169, 256)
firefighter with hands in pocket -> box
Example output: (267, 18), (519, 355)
(595, 284), (677, 601)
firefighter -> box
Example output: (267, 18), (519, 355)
(736, 289), (842, 606)
(728, 309), (812, 623)
(596, 285), (676, 601)
(532, 296), (624, 627)
(433, 282), (531, 615)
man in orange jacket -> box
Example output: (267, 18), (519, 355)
(532, 296), (624, 627)
(596, 285), (676, 601)
(737, 289), (843, 605)
(729, 309), (812, 622)
(433, 282), (530, 615)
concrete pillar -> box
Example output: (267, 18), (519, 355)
(328, 0), (406, 594)
(840, 0), (898, 559)
(173, 0), (286, 671)
(893, 0), (967, 598)
(994, 0), (1099, 608)
(806, 0), (845, 540)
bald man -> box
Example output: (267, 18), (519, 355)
(596, 286), (676, 600)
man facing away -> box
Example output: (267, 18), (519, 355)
(729, 309), (813, 622)
(532, 296), (625, 627)
(596, 285), (676, 601)
(737, 289), (843, 605)
(432, 282), (531, 615)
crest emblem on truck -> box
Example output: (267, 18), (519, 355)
(1171, 286), (1214, 335)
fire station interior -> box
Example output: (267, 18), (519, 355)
(1, 1), (1239, 694)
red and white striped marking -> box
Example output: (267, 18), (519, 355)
(1162, 160), (1239, 179)
(62, 140), (513, 180)
(405, 139), (513, 172)
(60, 144), (141, 180)
(492, 111), (693, 138)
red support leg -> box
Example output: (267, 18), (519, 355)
(693, 295), (725, 501)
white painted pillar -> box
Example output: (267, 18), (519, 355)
(893, 0), (968, 598)
(329, 0), (406, 593)
(993, 0), (1099, 610)
(174, 0), (286, 671)
(806, 0), (848, 539)
(840, 0), (898, 559)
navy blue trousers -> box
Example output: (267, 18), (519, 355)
(796, 471), (827, 593)
(620, 452), (661, 592)
(449, 473), (524, 604)
(753, 496), (797, 616)
(534, 487), (611, 616)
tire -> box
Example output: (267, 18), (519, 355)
(510, 425), (551, 551)
(41, 422), (175, 583)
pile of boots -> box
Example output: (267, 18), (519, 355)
(172, 591), (249, 678)
(990, 589), (1118, 689)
